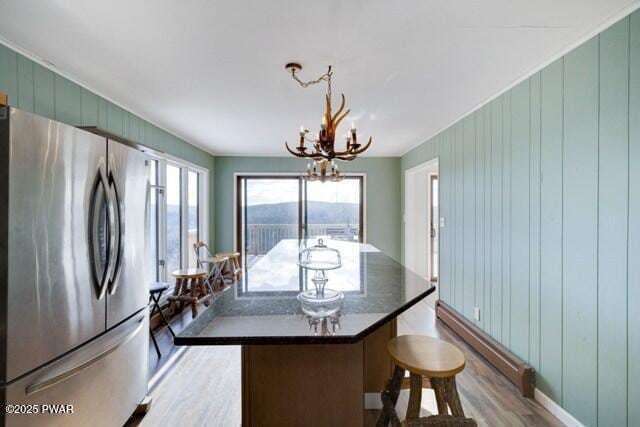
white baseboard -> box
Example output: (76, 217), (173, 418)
(364, 392), (383, 410)
(534, 388), (585, 427)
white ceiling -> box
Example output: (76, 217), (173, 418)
(0, 1), (638, 156)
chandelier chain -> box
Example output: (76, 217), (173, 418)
(290, 66), (332, 103)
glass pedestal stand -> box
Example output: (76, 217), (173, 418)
(297, 269), (344, 318)
(297, 239), (344, 319)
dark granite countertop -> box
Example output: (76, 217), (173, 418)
(174, 239), (435, 345)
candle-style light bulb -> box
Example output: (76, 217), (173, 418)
(350, 122), (358, 149)
(298, 126), (306, 149)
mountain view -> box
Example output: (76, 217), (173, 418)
(246, 201), (359, 225)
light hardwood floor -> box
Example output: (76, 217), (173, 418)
(137, 301), (562, 427)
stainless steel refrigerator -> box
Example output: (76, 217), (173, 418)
(0, 106), (150, 426)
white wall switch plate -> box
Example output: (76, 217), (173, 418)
(474, 307), (481, 321)
(439, 217), (446, 227)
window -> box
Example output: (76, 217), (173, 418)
(148, 155), (208, 281)
(236, 175), (364, 267)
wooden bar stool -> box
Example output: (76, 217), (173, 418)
(377, 335), (473, 427)
(215, 251), (242, 283)
(168, 268), (211, 318)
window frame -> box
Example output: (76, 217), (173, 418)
(148, 152), (209, 280)
(148, 158), (162, 282)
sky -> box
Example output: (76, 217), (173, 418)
(166, 164), (199, 207)
(245, 178), (360, 206)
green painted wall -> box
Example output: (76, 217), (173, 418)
(214, 156), (402, 261)
(401, 11), (640, 427)
(0, 43), (216, 245)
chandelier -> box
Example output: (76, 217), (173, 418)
(284, 63), (372, 181)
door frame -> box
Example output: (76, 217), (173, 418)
(404, 158), (439, 293)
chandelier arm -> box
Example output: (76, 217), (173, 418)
(334, 155), (357, 161)
(349, 136), (373, 154)
(285, 142), (315, 158)
(332, 148), (356, 157)
(332, 108), (351, 133)
(316, 146), (331, 158)
(331, 94), (346, 123)
(325, 94), (332, 121)
(305, 142), (331, 160)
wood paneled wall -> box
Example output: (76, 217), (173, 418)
(0, 43), (216, 244)
(401, 12), (640, 427)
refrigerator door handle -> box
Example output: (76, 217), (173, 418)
(89, 165), (112, 300)
(106, 173), (124, 295)
(24, 315), (145, 396)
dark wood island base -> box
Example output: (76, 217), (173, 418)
(241, 320), (396, 427)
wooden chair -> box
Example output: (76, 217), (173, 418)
(167, 268), (210, 318)
(215, 251), (242, 283)
(377, 335), (472, 427)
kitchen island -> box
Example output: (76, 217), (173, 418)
(175, 239), (435, 426)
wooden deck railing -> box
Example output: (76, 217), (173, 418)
(245, 223), (358, 255)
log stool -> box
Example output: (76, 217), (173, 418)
(377, 335), (468, 427)
(215, 252), (242, 283)
(402, 415), (477, 426)
(168, 268), (211, 318)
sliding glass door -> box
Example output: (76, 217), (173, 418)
(305, 178), (363, 242)
(236, 175), (364, 267)
(237, 177), (301, 267)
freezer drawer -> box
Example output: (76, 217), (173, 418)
(2, 312), (148, 427)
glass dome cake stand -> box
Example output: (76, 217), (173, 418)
(296, 239), (344, 318)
